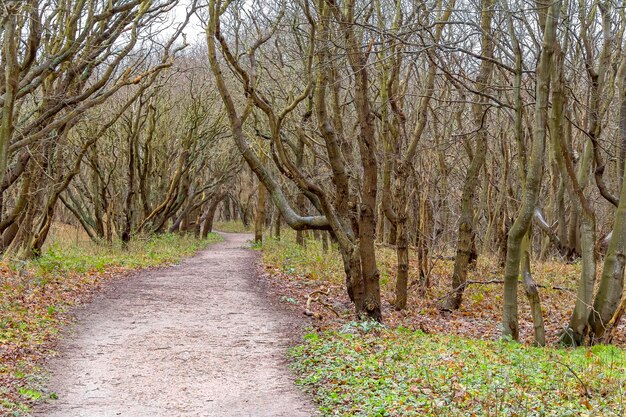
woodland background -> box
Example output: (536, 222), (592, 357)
(1, 1), (626, 408)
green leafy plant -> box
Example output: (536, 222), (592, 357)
(291, 329), (626, 416)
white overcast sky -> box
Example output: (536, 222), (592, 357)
(172, 1), (206, 45)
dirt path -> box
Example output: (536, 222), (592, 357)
(32, 233), (318, 417)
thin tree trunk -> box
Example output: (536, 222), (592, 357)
(445, 0), (495, 310)
(0, 8), (18, 190)
(273, 211), (281, 240)
(254, 182), (266, 243)
(520, 234), (546, 346)
(417, 195), (432, 286)
(122, 129), (136, 247)
(502, 0), (561, 340)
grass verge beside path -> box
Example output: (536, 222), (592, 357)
(291, 327), (626, 416)
(0, 232), (222, 416)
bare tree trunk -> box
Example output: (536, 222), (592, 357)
(254, 182), (266, 244)
(295, 121), (308, 247)
(548, 37), (598, 346)
(589, 54), (626, 343)
(223, 197), (232, 221)
(296, 192), (307, 247)
(445, 0), (495, 310)
(619, 56), (626, 186)
(90, 147), (106, 239)
(520, 233), (546, 346)
(589, 154), (626, 341)
(273, 211), (281, 241)
(417, 195), (432, 286)
(502, 0), (561, 340)
(122, 115), (138, 248)
(394, 189), (410, 309)
(390, 5), (451, 307)
(0, 6), (19, 189)
(200, 191), (226, 239)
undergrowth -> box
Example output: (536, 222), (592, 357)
(262, 235), (344, 284)
(256, 226), (626, 416)
(291, 328), (626, 416)
(0, 231), (221, 416)
(213, 220), (252, 233)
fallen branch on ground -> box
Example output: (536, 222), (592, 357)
(437, 278), (574, 304)
(304, 288), (341, 318)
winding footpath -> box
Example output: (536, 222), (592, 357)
(32, 233), (317, 417)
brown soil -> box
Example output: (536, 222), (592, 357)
(31, 233), (318, 417)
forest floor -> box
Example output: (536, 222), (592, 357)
(28, 232), (317, 417)
(254, 226), (626, 415)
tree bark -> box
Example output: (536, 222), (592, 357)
(254, 182), (267, 243)
(588, 154), (626, 341)
(201, 192), (225, 239)
(0, 5), (19, 190)
(502, 0), (561, 340)
(520, 234), (546, 346)
(445, 0), (495, 310)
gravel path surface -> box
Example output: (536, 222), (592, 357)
(31, 233), (317, 417)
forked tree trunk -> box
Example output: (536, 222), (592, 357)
(520, 233), (546, 346)
(502, 0), (561, 340)
(587, 55), (626, 342)
(201, 193), (225, 239)
(388, 0), (454, 310)
(549, 41), (598, 346)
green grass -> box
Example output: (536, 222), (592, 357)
(1, 231), (222, 416)
(261, 234), (345, 283)
(28, 232), (222, 276)
(291, 327), (626, 416)
(213, 220), (252, 233)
